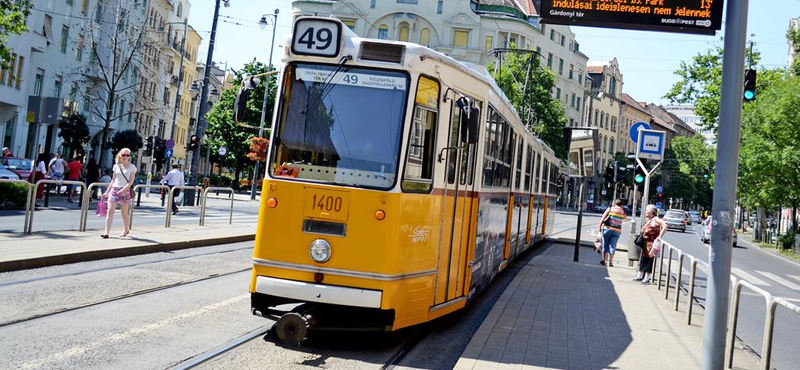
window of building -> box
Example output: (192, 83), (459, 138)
(547, 53), (553, 69)
(403, 76), (439, 193)
(453, 29), (469, 48)
(371, 0), (376, 8)
(397, 0), (417, 3)
(54, 77), (62, 98)
(81, 0), (89, 14)
(558, 58), (564, 75)
(484, 35), (493, 51)
(578, 70), (583, 84)
(609, 76), (617, 96)
(550, 29), (555, 40)
(66, 0), (73, 5)
(83, 87), (92, 112)
(378, 24), (388, 40)
(419, 28), (430, 45)
(568, 64), (574, 79)
(555, 87), (561, 100)
(60, 26), (69, 53)
(33, 69), (43, 96)
(609, 138), (614, 154)
(570, 93), (576, 108)
(128, 103), (133, 123)
(560, 35), (565, 46)
(69, 82), (78, 100)
(576, 97), (581, 111)
(76, 34), (84, 61)
(398, 23), (409, 42)
(95, 3), (103, 22)
(342, 19), (356, 31)
(437, 0), (443, 13)
(605, 114), (610, 129)
(611, 117), (616, 132)
(536, 46), (542, 56)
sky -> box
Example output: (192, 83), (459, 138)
(188, 0), (800, 105)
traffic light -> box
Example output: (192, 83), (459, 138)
(743, 68), (756, 102)
(189, 135), (199, 151)
(604, 165), (615, 184)
(144, 136), (154, 156)
(614, 166), (627, 183)
(634, 165), (646, 185)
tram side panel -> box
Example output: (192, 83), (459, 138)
(469, 192), (509, 296)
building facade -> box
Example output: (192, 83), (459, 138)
(664, 105), (713, 146)
(291, 0), (589, 127)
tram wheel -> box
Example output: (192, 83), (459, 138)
(275, 312), (309, 345)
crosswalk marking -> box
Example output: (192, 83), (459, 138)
(790, 275), (800, 283)
(756, 271), (800, 291)
(732, 268), (771, 286)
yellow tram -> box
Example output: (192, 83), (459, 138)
(248, 17), (560, 343)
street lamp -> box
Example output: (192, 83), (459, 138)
(250, 8), (279, 200)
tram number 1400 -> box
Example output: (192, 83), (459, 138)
(311, 194), (343, 213)
(304, 189), (350, 221)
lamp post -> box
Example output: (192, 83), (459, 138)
(166, 19), (188, 169)
(186, 0), (228, 206)
(250, 8), (279, 200)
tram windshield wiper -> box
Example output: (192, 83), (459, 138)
(302, 55), (352, 115)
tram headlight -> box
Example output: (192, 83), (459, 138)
(309, 239), (332, 263)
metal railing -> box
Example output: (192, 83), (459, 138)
(0, 179), (33, 233)
(652, 240), (800, 370)
(129, 184), (171, 229)
(27, 179), (86, 234)
(165, 185), (203, 227)
(79, 182), (109, 232)
(200, 187), (235, 226)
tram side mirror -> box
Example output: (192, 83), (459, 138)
(457, 97), (480, 144)
(233, 77), (260, 123)
(564, 127), (598, 178)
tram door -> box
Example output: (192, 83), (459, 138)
(434, 102), (477, 305)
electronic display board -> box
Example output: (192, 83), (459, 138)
(539, 0), (724, 35)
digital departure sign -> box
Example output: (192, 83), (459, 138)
(539, 0), (724, 35)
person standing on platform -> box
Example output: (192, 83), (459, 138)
(101, 148), (136, 238)
(160, 164), (185, 215)
(598, 199), (626, 267)
(65, 155), (83, 203)
(48, 153), (66, 194)
(85, 156), (100, 199)
(636, 205), (667, 284)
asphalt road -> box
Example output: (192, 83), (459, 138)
(0, 194), (261, 233)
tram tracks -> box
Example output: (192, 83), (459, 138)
(0, 268), (251, 329)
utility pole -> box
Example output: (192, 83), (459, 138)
(186, 0), (223, 206)
(701, 0), (750, 369)
(251, 9), (279, 200)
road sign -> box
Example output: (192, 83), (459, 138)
(629, 121), (651, 143)
(218, 146), (228, 156)
(656, 185), (663, 193)
(636, 129), (666, 161)
(538, 0), (724, 36)
(165, 149), (173, 158)
(165, 139), (175, 149)
(656, 202), (663, 209)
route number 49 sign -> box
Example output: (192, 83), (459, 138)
(292, 18), (342, 58)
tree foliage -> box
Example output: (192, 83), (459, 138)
(661, 135), (714, 207)
(488, 49), (568, 159)
(205, 60), (276, 185)
(663, 42), (760, 132)
(58, 114), (90, 159)
(0, 0), (29, 68)
(109, 129), (143, 155)
(739, 76), (800, 219)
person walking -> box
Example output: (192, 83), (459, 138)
(2, 147), (12, 157)
(31, 153), (48, 200)
(48, 153), (67, 194)
(65, 155), (83, 203)
(598, 199), (626, 267)
(636, 204), (667, 284)
(101, 148), (137, 238)
(85, 156), (100, 199)
(160, 164), (185, 215)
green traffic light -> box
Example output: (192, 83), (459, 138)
(744, 90), (755, 100)
(635, 174), (645, 184)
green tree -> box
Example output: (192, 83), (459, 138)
(57, 114), (90, 159)
(488, 49), (568, 159)
(109, 129), (143, 157)
(660, 135), (715, 208)
(0, 0), (29, 68)
(205, 60), (276, 187)
(739, 76), (800, 231)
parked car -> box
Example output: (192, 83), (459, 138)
(701, 216), (738, 247)
(0, 163), (21, 180)
(0, 157), (33, 181)
(688, 211), (702, 224)
(663, 209), (687, 232)
(594, 204), (608, 214)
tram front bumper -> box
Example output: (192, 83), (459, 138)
(254, 276), (383, 309)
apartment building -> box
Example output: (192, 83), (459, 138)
(585, 58), (623, 172)
(291, 0), (589, 128)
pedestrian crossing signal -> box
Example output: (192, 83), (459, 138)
(634, 165), (646, 184)
(743, 69), (756, 102)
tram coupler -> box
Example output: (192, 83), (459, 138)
(275, 312), (315, 345)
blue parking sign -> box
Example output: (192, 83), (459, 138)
(165, 149), (173, 158)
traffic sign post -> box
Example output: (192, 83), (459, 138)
(165, 139), (175, 150)
(165, 149), (173, 158)
(629, 121), (651, 144)
(635, 129), (666, 228)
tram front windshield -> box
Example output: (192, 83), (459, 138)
(271, 63), (409, 189)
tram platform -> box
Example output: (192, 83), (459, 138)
(0, 223), (256, 273)
(453, 241), (761, 370)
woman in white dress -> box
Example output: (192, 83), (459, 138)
(101, 148), (137, 238)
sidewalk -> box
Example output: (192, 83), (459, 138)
(0, 223), (256, 273)
(454, 241), (760, 370)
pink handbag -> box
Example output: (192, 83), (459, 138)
(96, 201), (108, 217)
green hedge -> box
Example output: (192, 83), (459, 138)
(0, 183), (29, 210)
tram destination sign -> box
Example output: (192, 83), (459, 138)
(539, 0), (724, 35)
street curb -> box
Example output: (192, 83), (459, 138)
(0, 233), (256, 273)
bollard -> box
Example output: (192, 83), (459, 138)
(665, 247), (674, 300)
(161, 188), (166, 207)
(675, 252), (684, 311)
(137, 187), (143, 207)
(44, 184), (51, 207)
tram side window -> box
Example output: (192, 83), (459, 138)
(524, 145), (532, 192)
(460, 104), (479, 186)
(541, 159), (549, 194)
(534, 153), (541, 193)
(447, 104), (460, 185)
(483, 108), (498, 187)
(515, 137), (523, 190)
(402, 76), (439, 193)
(481, 107), (511, 189)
